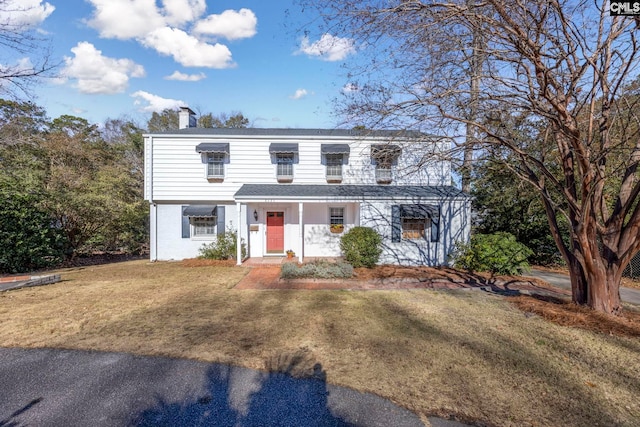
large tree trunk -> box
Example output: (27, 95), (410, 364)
(566, 255), (588, 305)
(584, 261), (623, 315)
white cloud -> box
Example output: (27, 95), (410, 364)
(86, 0), (165, 39)
(86, 1), (256, 69)
(0, 0), (54, 29)
(143, 27), (234, 68)
(193, 8), (257, 40)
(162, 0), (206, 26)
(63, 42), (145, 94)
(298, 34), (355, 62)
(164, 71), (206, 81)
(131, 90), (185, 112)
(289, 89), (308, 100)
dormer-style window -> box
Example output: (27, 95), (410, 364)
(269, 143), (299, 183)
(196, 143), (229, 182)
(371, 144), (401, 184)
(321, 144), (350, 183)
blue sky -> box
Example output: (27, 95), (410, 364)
(7, 0), (357, 128)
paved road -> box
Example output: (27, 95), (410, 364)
(525, 269), (640, 306)
(0, 348), (470, 427)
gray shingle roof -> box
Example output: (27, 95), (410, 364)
(148, 127), (425, 139)
(234, 184), (467, 201)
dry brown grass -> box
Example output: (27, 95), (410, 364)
(1, 260), (639, 427)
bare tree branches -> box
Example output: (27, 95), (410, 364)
(0, 0), (57, 98)
(299, 0), (640, 313)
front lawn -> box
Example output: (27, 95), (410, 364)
(0, 260), (638, 426)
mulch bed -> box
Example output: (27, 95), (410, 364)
(235, 264), (568, 296)
(511, 294), (640, 338)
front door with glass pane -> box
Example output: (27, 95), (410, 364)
(266, 211), (284, 253)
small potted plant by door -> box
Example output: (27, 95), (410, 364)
(286, 249), (295, 259)
(330, 224), (344, 234)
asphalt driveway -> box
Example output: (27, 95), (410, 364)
(0, 348), (469, 427)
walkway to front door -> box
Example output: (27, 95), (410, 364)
(266, 211), (284, 253)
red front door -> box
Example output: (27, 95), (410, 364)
(266, 211), (284, 253)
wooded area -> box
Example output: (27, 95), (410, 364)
(0, 103), (249, 273)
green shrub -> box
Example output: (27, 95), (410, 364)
(281, 260), (354, 279)
(451, 232), (533, 275)
(198, 228), (246, 260)
(0, 190), (67, 273)
(339, 226), (382, 268)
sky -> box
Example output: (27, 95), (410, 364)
(4, 0), (357, 128)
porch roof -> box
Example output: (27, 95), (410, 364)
(234, 184), (467, 202)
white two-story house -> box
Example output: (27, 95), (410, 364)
(144, 107), (470, 265)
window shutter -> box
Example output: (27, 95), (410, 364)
(391, 205), (401, 242)
(181, 206), (190, 238)
(217, 205), (225, 235)
(431, 207), (440, 242)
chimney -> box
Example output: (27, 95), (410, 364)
(178, 107), (196, 129)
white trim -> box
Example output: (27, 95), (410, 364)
(298, 203), (304, 263)
(236, 202), (242, 265)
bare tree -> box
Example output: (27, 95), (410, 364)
(300, 0), (640, 314)
(0, 0), (56, 97)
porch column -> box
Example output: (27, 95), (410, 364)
(298, 202), (304, 263)
(236, 202), (242, 265)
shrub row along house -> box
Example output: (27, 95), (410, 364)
(143, 107), (470, 265)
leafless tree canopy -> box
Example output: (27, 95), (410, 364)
(0, 0), (56, 98)
(300, 0), (640, 314)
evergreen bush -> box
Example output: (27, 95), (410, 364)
(451, 232), (533, 275)
(339, 226), (382, 268)
(198, 228), (246, 260)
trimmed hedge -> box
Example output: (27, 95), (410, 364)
(281, 260), (354, 279)
(339, 226), (382, 268)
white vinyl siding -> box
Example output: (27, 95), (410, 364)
(145, 134), (451, 202)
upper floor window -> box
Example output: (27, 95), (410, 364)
(195, 143), (229, 182)
(269, 143), (298, 183)
(321, 144), (350, 183)
(207, 153), (225, 178)
(326, 154), (343, 182)
(276, 153), (294, 182)
(371, 144), (401, 184)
